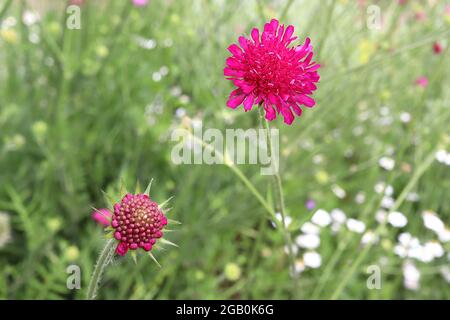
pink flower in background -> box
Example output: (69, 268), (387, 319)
(305, 199), (316, 211)
(415, 76), (428, 88)
(69, 0), (85, 6)
(224, 19), (320, 125)
(132, 0), (149, 7)
(398, 0), (407, 5)
(111, 193), (167, 256)
(415, 10), (426, 22)
(433, 41), (443, 54)
(92, 208), (112, 226)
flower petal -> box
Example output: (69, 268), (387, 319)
(243, 94), (254, 111)
(226, 90), (246, 109)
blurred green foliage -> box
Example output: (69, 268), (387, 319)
(0, 0), (449, 299)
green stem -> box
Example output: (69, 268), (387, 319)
(86, 239), (116, 300)
(258, 106), (297, 280)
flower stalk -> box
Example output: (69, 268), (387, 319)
(86, 239), (116, 300)
(258, 106), (297, 278)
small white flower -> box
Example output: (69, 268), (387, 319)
(400, 112), (411, 123)
(22, 10), (40, 26)
(300, 222), (320, 235)
(291, 259), (305, 276)
(312, 154), (324, 164)
(435, 150), (448, 163)
(170, 86), (182, 97)
(403, 261), (420, 291)
(361, 231), (378, 246)
(424, 241), (444, 258)
(295, 234), (320, 249)
(175, 108), (186, 118)
(409, 245), (434, 263)
(152, 72), (162, 82)
(440, 266), (450, 283)
(437, 228), (450, 243)
(311, 209), (332, 227)
(179, 94), (191, 104)
(346, 218), (366, 234)
(375, 210), (387, 223)
(374, 182), (393, 196)
(284, 244), (298, 256)
(378, 156), (395, 171)
(355, 192), (366, 204)
(422, 211), (445, 234)
(331, 209), (346, 224)
(273, 212), (292, 228)
(387, 211), (408, 228)
(135, 36), (156, 50)
(159, 66), (169, 76)
(394, 244), (408, 258)
(0, 212), (12, 248)
(303, 251), (322, 269)
(331, 184), (346, 199)
(381, 196), (395, 209)
(406, 192), (420, 202)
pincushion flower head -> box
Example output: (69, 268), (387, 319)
(93, 180), (178, 260)
(87, 180), (178, 299)
(224, 19), (320, 125)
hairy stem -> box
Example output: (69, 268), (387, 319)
(86, 239), (116, 300)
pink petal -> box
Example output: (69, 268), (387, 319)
(226, 57), (242, 69)
(227, 44), (243, 57)
(226, 89), (246, 109)
(296, 95), (316, 107)
(282, 25), (294, 43)
(91, 208), (112, 227)
(224, 67), (245, 77)
(238, 36), (248, 51)
(251, 28), (260, 44)
(291, 104), (303, 116)
(264, 103), (277, 121)
(115, 242), (129, 256)
(281, 108), (294, 125)
(243, 94), (254, 111)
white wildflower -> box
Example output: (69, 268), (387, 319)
(422, 210), (445, 234)
(295, 234), (320, 250)
(375, 210), (387, 223)
(378, 156), (395, 171)
(0, 212), (12, 248)
(387, 211), (408, 228)
(311, 209), (332, 227)
(403, 261), (420, 291)
(400, 112), (411, 123)
(346, 218), (366, 234)
(300, 222), (320, 235)
(331, 184), (346, 199)
(361, 231), (378, 246)
(303, 251), (322, 269)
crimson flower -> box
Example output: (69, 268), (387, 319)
(224, 19), (320, 125)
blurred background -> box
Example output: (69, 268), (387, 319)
(0, 0), (449, 299)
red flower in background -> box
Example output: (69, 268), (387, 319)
(433, 42), (443, 55)
(224, 19), (320, 125)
